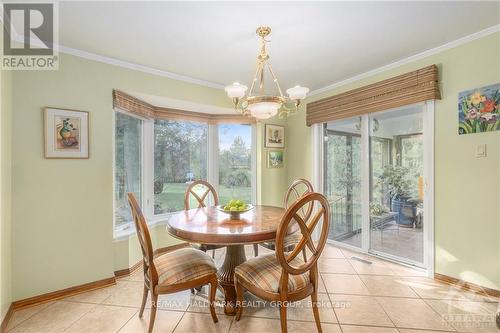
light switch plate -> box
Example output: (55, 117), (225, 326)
(475, 144), (487, 158)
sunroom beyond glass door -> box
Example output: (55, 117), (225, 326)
(324, 118), (362, 248)
(369, 106), (424, 264)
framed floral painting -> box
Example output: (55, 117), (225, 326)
(458, 83), (499, 135)
(44, 107), (89, 158)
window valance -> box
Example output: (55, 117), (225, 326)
(306, 65), (441, 126)
(113, 90), (256, 124)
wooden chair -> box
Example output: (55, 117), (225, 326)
(234, 192), (330, 333)
(127, 193), (218, 333)
(185, 180), (258, 258)
(260, 178), (314, 259)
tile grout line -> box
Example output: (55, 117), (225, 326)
(61, 302), (100, 332)
(170, 305), (189, 333)
(355, 266), (399, 330)
(5, 301), (57, 332)
(115, 308), (139, 332)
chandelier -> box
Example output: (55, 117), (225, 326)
(224, 26), (309, 120)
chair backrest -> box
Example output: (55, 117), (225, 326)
(275, 192), (330, 277)
(127, 193), (158, 285)
(184, 180), (219, 210)
(284, 178), (314, 221)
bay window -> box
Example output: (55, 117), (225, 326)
(113, 110), (256, 236)
(218, 124), (252, 204)
(154, 120), (208, 214)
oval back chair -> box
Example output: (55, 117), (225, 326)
(235, 192), (330, 333)
(184, 180), (224, 258)
(184, 180), (258, 258)
(260, 178), (314, 255)
(128, 193), (219, 333)
(184, 180), (219, 209)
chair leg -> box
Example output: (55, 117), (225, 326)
(139, 284), (149, 318)
(279, 302), (288, 333)
(253, 244), (259, 257)
(311, 290), (323, 333)
(148, 292), (158, 333)
(235, 277), (244, 321)
(208, 276), (219, 323)
(302, 248), (307, 262)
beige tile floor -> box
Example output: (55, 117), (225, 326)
(7, 244), (499, 333)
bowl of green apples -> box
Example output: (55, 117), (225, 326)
(216, 199), (253, 220)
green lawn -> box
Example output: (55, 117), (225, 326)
(154, 182), (251, 214)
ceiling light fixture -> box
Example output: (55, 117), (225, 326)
(225, 26), (309, 120)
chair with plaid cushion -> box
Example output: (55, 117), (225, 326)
(127, 193), (218, 333)
(185, 180), (258, 258)
(234, 192), (330, 333)
(259, 178), (314, 259)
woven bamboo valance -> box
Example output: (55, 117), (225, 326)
(113, 90), (256, 124)
(306, 65), (441, 126)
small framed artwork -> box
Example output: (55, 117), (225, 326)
(264, 124), (285, 148)
(267, 150), (284, 168)
(44, 107), (89, 158)
(458, 83), (499, 135)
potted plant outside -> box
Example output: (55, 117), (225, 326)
(378, 165), (415, 226)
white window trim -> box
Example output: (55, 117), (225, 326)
(113, 111), (257, 239)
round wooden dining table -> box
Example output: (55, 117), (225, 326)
(166, 205), (284, 315)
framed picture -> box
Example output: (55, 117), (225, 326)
(267, 150), (284, 168)
(44, 107), (89, 158)
(264, 124), (285, 148)
(458, 83), (499, 135)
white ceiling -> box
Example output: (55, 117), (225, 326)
(53, 1), (500, 91)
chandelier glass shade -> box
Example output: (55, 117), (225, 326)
(225, 26), (309, 120)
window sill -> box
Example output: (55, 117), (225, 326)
(113, 214), (172, 241)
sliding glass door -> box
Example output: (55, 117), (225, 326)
(369, 106), (424, 265)
(323, 103), (429, 267)
(324, 118), (362, 248)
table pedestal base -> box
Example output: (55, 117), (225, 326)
(217, 245), (247, 315)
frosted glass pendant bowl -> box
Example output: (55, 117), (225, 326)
(246, 96), (284, 119)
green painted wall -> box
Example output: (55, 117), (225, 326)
(1, 65), (13, 320)
(257, 118), (288, 208)
(286, 32), (500, 290)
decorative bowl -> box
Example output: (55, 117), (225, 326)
(216, 204), (254, 220)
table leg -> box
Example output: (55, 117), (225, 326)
(217, 244), (247, 316)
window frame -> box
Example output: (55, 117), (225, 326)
(113, 108), (257, 238)
(113, 109), (148, 239)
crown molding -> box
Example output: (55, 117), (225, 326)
(9, 31), (224, 90)
(309, 24), (500, 97)
(58, 44), (225, 90)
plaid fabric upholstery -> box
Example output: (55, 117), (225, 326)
(261, 232), (302, 251)
(154, 248), (216, 286)
(235, 254), (310, 293)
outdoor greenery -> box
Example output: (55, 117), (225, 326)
(153, 121), (252, 214)
(378, 164), (412, 198)
(114, 113), (142, 226)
